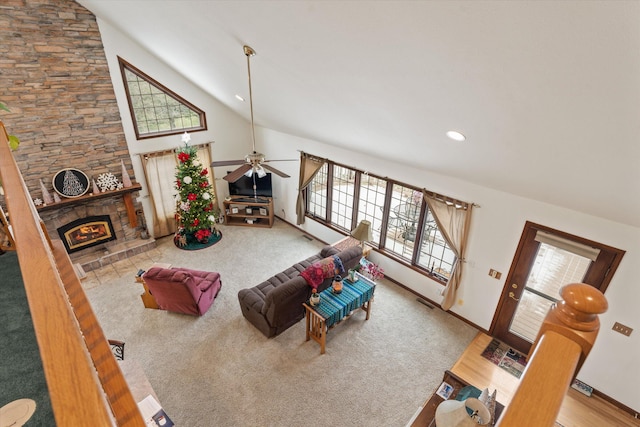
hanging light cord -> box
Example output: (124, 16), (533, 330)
(245, 45), (257, 154)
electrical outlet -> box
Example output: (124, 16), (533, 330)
(612, 322), (633, 336)
(488, 269), (502, 280)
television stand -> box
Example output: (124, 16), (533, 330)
(223, 196), (274, 228)
(232, 197), (270, 204)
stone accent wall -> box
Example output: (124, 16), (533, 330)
(0, 0), (143, 248)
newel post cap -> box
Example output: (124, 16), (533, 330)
(555, 283), (608, 331)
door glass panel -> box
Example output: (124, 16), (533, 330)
(509, 242), (592, 342)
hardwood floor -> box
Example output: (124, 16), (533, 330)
(450, 333), (640, 427)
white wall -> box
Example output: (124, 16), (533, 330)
(259, 127), (640, 412)
(96, 19), (250, 236)
(95, 20), (639, 413)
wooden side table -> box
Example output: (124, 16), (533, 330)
(135, 262), (171, 309)
(303, 273), (375, 354)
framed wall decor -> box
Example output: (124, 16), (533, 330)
(52, 168), (90, 198)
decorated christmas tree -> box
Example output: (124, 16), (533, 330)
(174, 133), (218, 247)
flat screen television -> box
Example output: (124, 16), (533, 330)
(228, 172), (273, 198)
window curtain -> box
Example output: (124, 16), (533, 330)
(140, 143), (215, 238)
(296, 152), (326, 225)
(423, 190), (473, 311)
(140, 151), (178, 238)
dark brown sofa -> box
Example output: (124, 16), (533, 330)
(237, 244), (363, 337)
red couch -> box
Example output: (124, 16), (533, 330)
(143, 267), (221, 316)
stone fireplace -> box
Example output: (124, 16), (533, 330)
(57, 215), (116, 254)
(38, 187), (156, 272)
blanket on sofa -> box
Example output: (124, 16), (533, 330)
(300, 254), (345, 289)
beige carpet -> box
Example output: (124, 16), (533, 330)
(83, 219), (478, 426)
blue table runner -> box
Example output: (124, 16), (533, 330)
(313, 276), (375, 328)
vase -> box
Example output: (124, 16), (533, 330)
(310, 292), (321, 306)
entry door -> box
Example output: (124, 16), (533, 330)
(491, 221), (624, 355)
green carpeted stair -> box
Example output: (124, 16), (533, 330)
(0, 251), (55, 425)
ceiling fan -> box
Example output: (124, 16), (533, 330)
(211, 45), (295, 183)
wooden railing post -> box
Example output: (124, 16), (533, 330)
(0, 122), (145, 426)
(497, 283), (607, 427)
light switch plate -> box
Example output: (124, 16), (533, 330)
(612, 322), (633, 336)
(488, 269), (502, 280)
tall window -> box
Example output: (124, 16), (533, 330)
(118, 57), (207, 140)
(306, 163), (328, 221)
(386, 184), (422, 262)
(331, 165), (355, 232)
(416, 209), (454, 281)
(305, 158), (458, 284)
(357, 174), (387, 247)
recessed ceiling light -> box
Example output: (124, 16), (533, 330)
(235, 94), (245, 102)
(446, 130), (466, 141)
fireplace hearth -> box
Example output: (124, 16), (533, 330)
(57, 215), (116, 254)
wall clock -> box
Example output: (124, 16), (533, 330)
(52, 168), (90, 198)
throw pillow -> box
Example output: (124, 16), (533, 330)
(300, 255), (345, 289)
(300, 265), (324, 289)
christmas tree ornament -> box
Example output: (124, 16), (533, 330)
(53, 192), (61, 203)
(121, 159), (132, 188)
(62, 170), (85, 196)
(96, 173), (119, 192)
(39, 179), (53, 204)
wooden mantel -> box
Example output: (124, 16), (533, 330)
(36, 182), (142, 227)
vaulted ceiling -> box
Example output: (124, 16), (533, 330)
(78, 1), (640, 227)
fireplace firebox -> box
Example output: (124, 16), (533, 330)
(57, 215), (117, 254)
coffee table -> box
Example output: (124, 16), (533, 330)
(303, 272), (375, 354)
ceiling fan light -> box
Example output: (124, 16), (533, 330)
(244, 168), (254, 178)
(446, 130), (466, 141)
(256, 166), (267, 178)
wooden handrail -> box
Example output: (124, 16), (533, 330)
(0, 122), (145, 426)
(496, 283), (607, 426)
